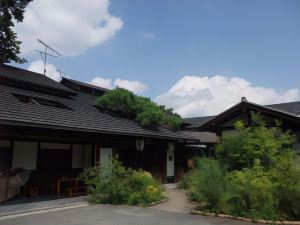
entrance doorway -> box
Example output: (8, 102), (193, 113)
(100, 148), (112, 165)
(166, 150), (174, 183)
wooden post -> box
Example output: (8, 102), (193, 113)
(4, 170), (9, 203)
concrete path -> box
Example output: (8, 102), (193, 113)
(0, 184), (254, 225)
(150, 184), (195, 213)
(0, 204), (255, 225)
(0, 196), (87, 217)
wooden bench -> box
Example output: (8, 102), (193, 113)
(67, 186), (87, 197)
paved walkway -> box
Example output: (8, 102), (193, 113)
(0, 204), (255, 225)
(0, 184), (255, 224)
(150, 184), (195, 213)
(0, 196), (87, 217)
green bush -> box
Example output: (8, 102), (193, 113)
(216, 113), (296, 170)
(186, 158), (226, 210)
(270, 151), (300, 220)
(183, 114), (300, 221)
(78, 159), (165, 206)
(178, 172), (192, 190)
(96, 88), (182, 129)
(225, 160), (279, 220)
(127, 170), (165, 205)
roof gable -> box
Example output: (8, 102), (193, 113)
(198, 98), (300, 131)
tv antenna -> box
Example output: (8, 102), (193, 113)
(56, 69), (67, 81)
(35, 39), (61, 75)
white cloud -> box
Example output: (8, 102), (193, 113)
(14, 0), (123, 56)
(89, 77), (148, 94)
(155, 75), (300, 117)
(90, 77), (113, 89)
(28, 60), (61, 81)
(114, 79), (148, 94)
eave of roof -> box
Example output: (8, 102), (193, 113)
(61, 77), (111, 93)
(0, 84), (195, 142)
(182, 115), (216, 129)
(181, 131), (219, 143)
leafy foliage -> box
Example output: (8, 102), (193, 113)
(78, 158), (165, 206)
(96, 88), (182, 129)
(0, 0), (31, 64)
(225, 160), (278, 220)
(189, 158), (226, 210)
(181, 114), (300, 221)
(269, 151), (300, 219)
(216, 113), (296, 170)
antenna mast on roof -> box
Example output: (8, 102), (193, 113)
(56, 69), (67, 81)
(35, 39), (61, 75)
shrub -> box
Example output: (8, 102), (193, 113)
(184, 115), (300, 221)
(270, 151), (300, 220)
(78, 159), (165, 206)
(78, 158), (131, 204)
(127, 170), (165, 206)
(185, 158), (226, 210)
(178, 172), (192, 190)
(225, 160), (279, 220)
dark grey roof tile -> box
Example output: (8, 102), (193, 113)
(0, 64), (76, 96)
(0, 84), (194, 141)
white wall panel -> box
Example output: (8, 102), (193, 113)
(83, 145), (92, 169)
(12, 141), (38, 170)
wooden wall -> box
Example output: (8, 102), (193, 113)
(0, 124), (188, 184)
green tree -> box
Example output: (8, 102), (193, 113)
(96, 88), (182, 129)
(216, 113), (296, 170)
(181, 115), (300, 220)
(0, 0), (32, 64)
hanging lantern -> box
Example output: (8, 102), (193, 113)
(168, 143), (175, 153)
(136, 139), (144, 152)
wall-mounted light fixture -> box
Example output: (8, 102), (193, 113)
(136, 140), (144, 152)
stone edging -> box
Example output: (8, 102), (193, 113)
(138, 198), (168, 207)
(191, 210), (300, 225)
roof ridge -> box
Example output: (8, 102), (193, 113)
(265, 101), (300, 106)
(61, 77), (111, 92)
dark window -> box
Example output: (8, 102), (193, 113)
(34, 98), (69, 109)
(13, 94), (71, 110)
(37, 149), (72, 170)
(14, 94), (31, 103)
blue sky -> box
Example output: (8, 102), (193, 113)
(13, 0), (300, 117)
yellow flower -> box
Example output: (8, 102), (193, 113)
(146, 185), (158, 193)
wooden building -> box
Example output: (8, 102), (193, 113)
(182, 116), (219, 159)
(188, 97), (300, 152)
(0, 64), (196, 200)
